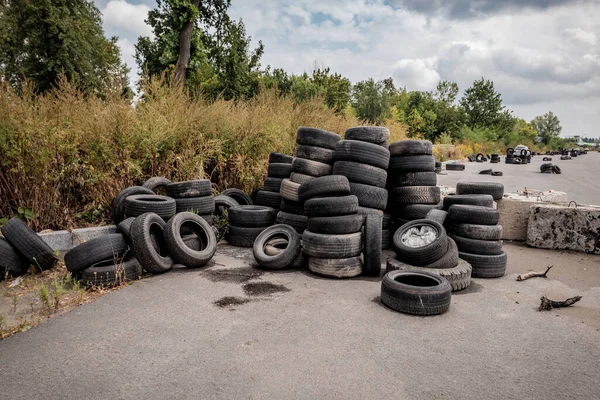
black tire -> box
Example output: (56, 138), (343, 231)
(111, 186), (154, 224)
(295, 145), (335, 164)
(349, 182), (388, 210)
(254, 190), (281, 209)
(221, 188), (253, 206)
(388, 155), (435, 173)
(389, 140), (433, 156)
(448, 204), (499, 225)
(64, 233), (129, 274)
(445, 163), (465, 171)
(269, 152), (293, 164)
(307, 214), (364, 234)
(387, 171), (437, 187)
(290, 172), (314, 184)
(382, 229), (391, 249)
(425, 237), (459, 270)
(268, 163), (293, 178)
(382, 213), (392, 229)
(479, 169), (493, 175)
(392, 219), (448, 266)
(386, 257), (471, 292)
(279, 179), (300, 202)
(291, 157), (332, 177)
(116, 217), (136, 241)
(459, 251), (507, 278)
(506, 147), (514, 156)
(166, 180), (212, 198)
(253, 224), (301, 269)
(357, 207), (385, 218)
(476, 153), (485, 162)
(199, 214), (214, 226)
(491, 171), (503, 176)
(380, 270), (451, 315)
(552, 165), (562, 174)
(130, 213), (173, 273)
(226, 225), (266, 247)
(302, 231), (363, 258)
(390, 186), (440, 206)
(450, 223), (503, 240)
(333, 140), (390, 169)
(0, 237), (30, 279)
(296, 127), (341, 150)
(456, 182), (504, 200)
(142, 177), (172, 192)
(81, 256), (142, 287)
(308, 257), (362, 278)
(450, 234), (503, 255)
(425, 209), (448, 225)
(263, 177), (283, 193)
(332, 161), (387, 188)
(344, 126), (390, 143)
(228, 205), (277, 227)
(442, 194), (494, 210)
(175, 196), (216, 215)
(363, 214), (382, 277)
(280, 199), (303, 214)
(1, 217), (56, 271)
(394, 203), (442, 220)
(297, 175), (351, 203)
(214, 195), (240, 216)
(304, 195), (359, 218)
(125, 194), (177, 220)
(164, 212), (217, 267)
(276, 211), (308, 234)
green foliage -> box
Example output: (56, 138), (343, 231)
(531, 112), (562, 145)
(460, 78), (504, 129)
(0, 0), (129, 96)
(351, 78), (392, 124)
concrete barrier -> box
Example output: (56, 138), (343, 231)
(39, 226), (117, 252)
(527, 204), (600, 254)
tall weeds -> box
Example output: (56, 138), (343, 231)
(0, 77), (407, 230)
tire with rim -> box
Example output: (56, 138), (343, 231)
(81, 256), (142, 286)
(307, 214), (364, 234)
(166, 180), (212, 198)
(390, 186), (440, 206)
(142, 177), (172, 192)
(295, 145), (335, 164)
(450, 223), (503, 240)
(302, 231), (363, 258)
(125, 194), (177, 220)
(388, 155), (435, 173)
(389, 140), (433, 156)
(392, 219), (448, 266)
(332, 161), (387, 188)
(344, 126), (390, 143)
(112, 186), (154, 224)
(226, 225), (266, 247)
(228, 205), (277, 227)
(296, 127), (341, 149)
(459, 251), (507, 278)
(333, 140), (390, 169)
(1, 217), (56, 271)
(380, 270), (451, 315)
(304, 195), (359, 218)
(221, 188), (253, 205)
(0, 237), (30, 279)
(164, 212), (217, 267)
(297, 175), (350, 203)
(308, 257), (362, 278)
(175, 196), (216, 215)
(386, 257), (472, 292)
(130, 213), (173, 274)
(442, 194), (494, 210)
(448, 205), (499, 225)
(64, 233), (129, 274)
(363, 214), (382, 277)
(349, 182), (388, 210)
(268, 163), (293, 178)
(275, 212), (308, 233)
(456, 182), (504, 200)
(253, 224), (301, 269)
(387, 171), (437, 187)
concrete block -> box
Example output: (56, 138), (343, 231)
(497, 190), (568, 241)
(39, 226), (117, 252)
(527, 204), (600, 254)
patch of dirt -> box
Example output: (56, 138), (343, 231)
(213, 296), (251, 308)
(202, 267), (264, 284)
(242, 281), (290, 296)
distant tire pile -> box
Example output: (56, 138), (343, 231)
(446, 182), (507, 278)
(540, 163), (561, 174)
(332, 126), (390, 250)
(445, 163), (465, 171)
(300, 176), (366, 278)
(255, 152), (293, 210)
(387, 140), (440, 235)
(226, 205), (277, 247)
(490, 154), (500, 163)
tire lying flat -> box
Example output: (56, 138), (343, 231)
(380, 270), (451, 315)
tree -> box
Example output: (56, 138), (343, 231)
(0, 0), (128, 95)
(531, 112), (562, 145)
(460, 78), (504, 129)
(434, 80), (459, 105)
(351, 79), (391, 124)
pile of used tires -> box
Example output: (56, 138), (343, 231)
(505, 148), (531, 164)
(255, 153), (293, 210)
(540, 163), (562, 174)
(445, 163), (466, 171)
(490, 154), (501, 163)
(226, 205), (277, 247)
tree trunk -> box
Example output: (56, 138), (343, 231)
(174, 0), (200, 86)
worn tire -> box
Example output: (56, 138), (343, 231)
(450, 234), (503, 256)
(1, 217), (56, 271)
(388, 155), (435, 173)
(130, 213), (173, 273)
(445, 163), (465, 171)
(290, 172), (314, 184)
(175, 196), (216, 215)
(228, 205), (277, 227)
(344, 126), (390, 143)
(226, 225), (266, 247)
(332, 161), (387, 188)
(279, 179), (301, 202)
(333, 140), (390, 169)
(269, 152), (293, 164)
(125, 194), (177, 220)
(268, 163), (293, 179)
(389, 140), (433, 156)
(387, 171), (437, 187)
(386, 257), (472, 292)
(424, 237), (459, 270)
(253, 224), (301, 269)
(254, 190), (281, 209)
(263, 177), (283, 193)
(392, 219), (448, 266)
(166, 180), (212, 198)
(302, 231), (363, 258)
(116, 217), (136, 241)
(448, 205), (499, 225)
(380, 270), (451, 315)
(221, 188), (253, 206)
(280, 199), (303, 214)
(0, 237), (30, 278)
(164, 212), (217, 267)
(142, 177), (172, 192)
(456, 182), (504, 200)
(214, 195), (240, 216)
(442, 194), (494, 210)
(395, 203), (442, 220)
(390, 186), (440, 206)
(382, 229), (391, 250)
(304, 195), (359, 218)
(450, 223), (503, 240)
(425, 209), (448, 225)
(459, 251), (507, 278)
(295, 145), (335, 164)
(349, 182), (388, 210)
(291, 157), (332, 177)
(81, 256), (142, 286)
(296, 127), (341, 149)
(363, 214), (382, 277)
(308, 257), (362, 278)
(111, 186), (154, 224)
(276, 212), (308, 234)
(297, 175), (350, 203)
(64, 233), (129, 274)
(307, 214), (364, 234)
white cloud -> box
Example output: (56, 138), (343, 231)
(101, 0), (153, 37)
(564, 27), (597, 45)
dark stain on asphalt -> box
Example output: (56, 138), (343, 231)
(242, 282), (290, 296)
(203, 267), (264, 283)
(213, 296), (251, 308)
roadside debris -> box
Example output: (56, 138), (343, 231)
(516, 265), (553, 281)
(539, 295), (582, 311)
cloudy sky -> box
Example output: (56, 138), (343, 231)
(95, 0), (600, 137)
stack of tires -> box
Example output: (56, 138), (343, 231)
(166, 180), (215, 225)
(225, 205), (277, 247)
(332, 126), (390, 250)
(387, 140), (440, 230)
(490, 154), (500, 163)
(255, 153), (293, 210)
(446, 182), (507, 278)
(386, 218), (472, 292)
(446, 163), (465, 171)
(299, 176), (367, 278)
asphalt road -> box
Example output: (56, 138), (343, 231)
(437, 153), (600, 206)
(1, 243), (599, 400)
